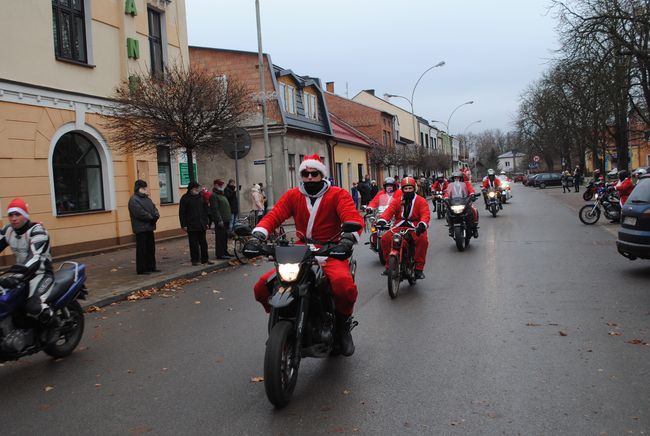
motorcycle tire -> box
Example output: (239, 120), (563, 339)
(437, 208), (442, 220)
(233, 237), (250, 264)
(264, 320), (299, 409)
(454, 227), (465, 252)
(583, 191), (593, 201)
(387, 255), (400, 299)
(44, 300), (85, 358)
(579, 205), (600, 225)
(490, 204), (498, 217)
(377, 247), (385, 266)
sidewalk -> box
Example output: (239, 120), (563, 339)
(56, 231), (236, 308)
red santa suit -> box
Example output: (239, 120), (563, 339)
(368, 188), (402, 211)
(379, 194), (430, 272)
(431, 180), (449, 192)
(616, 177), (634, 206)
(252, 181), (363, 316)
(482, 177), (502, 190)
(444, 180), (479, 225)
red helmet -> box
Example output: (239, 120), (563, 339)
(401, 177), (416, 188)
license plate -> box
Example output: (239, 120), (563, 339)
(623, 216), (637, 226)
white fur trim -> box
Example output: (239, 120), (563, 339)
(305, 196), (323, 239)
(7, 207), (29, 219)
(299, 159), (328, 177)
(252, 226), (269, 240)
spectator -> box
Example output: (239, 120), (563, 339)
(128, 180), (160, 275)
(351, 182), (360, 209)
(250, 184), (265, 225)
(201, 186), (212, 228)
(561, 170), (572, 193)
(358, 175), (372, 206)
(179, 181), (213, 266)
(210, 179), (233, 260)
(224, 179), (238, 231)
(370, 180), (379, 199)
(259, 182), (268, 216)
(573, 165), (582, 192)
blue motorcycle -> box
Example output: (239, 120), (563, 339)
(0, 262), (87, 361)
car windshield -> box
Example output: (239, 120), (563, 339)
(628, 179), (650, 203)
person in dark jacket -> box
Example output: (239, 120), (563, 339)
(179, 181), (213, 266)
(128, 180), (160, 275)
(370, 180), (379, 199)
(358, 176), (372, 206)
(209, 179), (233, 260)
(573, 165), (582, 192)
(224, 179), (238, 231)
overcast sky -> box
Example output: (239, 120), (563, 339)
(186, 0), (560, 134)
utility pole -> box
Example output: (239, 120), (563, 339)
(255, 0), (273, 206)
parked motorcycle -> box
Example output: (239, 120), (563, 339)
(582, 180), (604, 201)
(483, 187), (501, 217)
(0, 262), (87, 362)
(243, 222), (361, 408)
(363, 206), (389, 264)
(432, 191), (446, 219)
(578, 185), (621, 225)
(377, 225), (417, 299)
(445, 194), (480, 251)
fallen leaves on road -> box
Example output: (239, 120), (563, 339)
(559, 331), (568, 336)
(201, 272), (208, 276)
(127, 289), (155, 301)
(608, 331), (622, 336)
(606, 322), (618, 327)
(342, 390), (350, 395)
(85, 305), (103, 313)
(194, 301), (201, 305)
(626, 339), (648, 345)
(125, 278), (199, 302)
(250, 376), (264, 383)
(526, 323), (542, 327)
(44, 386), (54, 392)
(110, 268), (118, 272)
(228, 260), (240, 266)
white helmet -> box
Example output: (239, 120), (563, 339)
(487, 169), (495, 177)
(633, 168), (647, 177)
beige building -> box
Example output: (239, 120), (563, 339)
(0, 0), (189, 265)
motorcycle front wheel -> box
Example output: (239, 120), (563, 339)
(387, 255), (401, 299)
(490, 203), (498, 217)
(454, 227), (465, 252)
(582, 190), (593, 201)
(264, 320), (299, 409)
(44, 300), (85, 358)
(437, 207), (442, 220)
(579, 205), (600, 225)
(233, 237), (250, 264)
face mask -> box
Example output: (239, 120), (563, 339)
(191, 189), (200, 195)
(303, 181), (325, 195)
(385, 186), (394, 194)
(403, 191), (415, 201)
(138, 187), (148, 195)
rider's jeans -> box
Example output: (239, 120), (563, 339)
(380, 227), (429, 271)
(254, 258), (358, 316)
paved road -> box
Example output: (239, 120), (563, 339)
(1, 184), (649, 435)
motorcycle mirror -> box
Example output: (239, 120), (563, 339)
(341, 221), (362, 233)
(233, 224), (252, 237)
(361, 205), (367, 212)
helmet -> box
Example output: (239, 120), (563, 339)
(383, 177), (396, 186)
(618, 170), (629, 181)
(487, 169), (495, 176)
(451, 171), (463, 181)
(500, 170), (506, 175)
(633, 168), (647, 177)
(400, 177), (417, 188)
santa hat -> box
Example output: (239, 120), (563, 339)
(7, 198), (29, 219)
(299, 154), (328, 178)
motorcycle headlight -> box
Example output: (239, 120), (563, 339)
(594, 193), (598, 200)
(277, 263), (300, 283)
(371, 226), (376, 232)
(488, 191), (496, 198)
(502, 183), (510, 189)
(451, 205), (465, 214)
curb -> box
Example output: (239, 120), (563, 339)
(82, 259), (235, 309)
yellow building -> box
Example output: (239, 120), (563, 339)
(0, 0), (189, 265)
(329, 115), (372, 196)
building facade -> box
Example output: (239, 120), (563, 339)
(328, 115), (372, 193)
(0, 0), (189, 265)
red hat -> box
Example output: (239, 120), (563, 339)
(298, 154), (328, 177)
(213, 179), (225, 186)
(7, 198), (29, 219)
(400, 177), (416, 188)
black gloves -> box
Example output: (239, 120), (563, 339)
(0, 273), (24, 289)
(365, 207), (374, 215)
(328, 233), (355, 260)
(416, 222), (427, 236)
(376, 219), (388, 227)
(252, 231), (267, 241)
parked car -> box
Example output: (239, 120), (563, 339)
(524, 174), (538, 186)
(534, 173), (562, 188)
(513, 173), (525, 183)
(616, 175), (650, 260)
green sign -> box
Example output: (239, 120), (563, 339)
(125, 0), (137, 15)
(127, 38), (140, 59)
(179, 162), (198, 187)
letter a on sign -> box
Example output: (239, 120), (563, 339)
(127, 38), (140, 59)
(125, 0), (137, 16)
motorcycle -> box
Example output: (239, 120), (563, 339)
(363, 206), (389, 265)
(378, 225), (418, 299)
(445, 194), (480, 251)
(483, 187), (501, 217)
(582, 180), (604, 201)
(243, 222), (362, 408)
(0, 262), (87, 362)
(432, 191), (446, 219)
(578, 185), (621, 225)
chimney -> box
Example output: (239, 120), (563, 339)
(326, 82), (334, 93)
(364, 89), (375, 96)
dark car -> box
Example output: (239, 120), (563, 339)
(524, 174), (538, 186)
(534, 173), (562, 188)
(617, 176), (650, 260)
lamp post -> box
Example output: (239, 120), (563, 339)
(430, 119), (448, 131)
(445, 100), (474, 172)
(255, 0), (273, 206)
(462, 119), (482, 135)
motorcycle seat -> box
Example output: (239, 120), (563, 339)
(46, 268), (76, 303)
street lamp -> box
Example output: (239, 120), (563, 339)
(384, 61), (445, 146)
(446, 100), (474, 172)
(462, 119), (482, 135)
(430, 120), (448, 131)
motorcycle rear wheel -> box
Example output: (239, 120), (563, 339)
(44, 300), (84, 358)
(579, 205), (600, 225)
(454, 227), (465, 252)
(233, 237), (250, 264)
(387, 255), (400, 299)
(490, 204), (498, 217)
(264, 320), (299, 408)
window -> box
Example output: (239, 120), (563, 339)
(148, 8), (164, 76)
(357, 164), (364, 182)
(288, 153), (296, 188)
(286, 85), (296, 114)
(278, 83), (286, 109)
(53, 132), (104, 214)
(157, 145), (173, 204)
(425, 134), (429, 147)
(302, 91), (310, 117)
(420, 132), (424, 146)
(505, 161), (511, 168)
(52, 0), (87, 63)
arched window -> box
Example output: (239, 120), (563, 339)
(53, 132), (104, 214)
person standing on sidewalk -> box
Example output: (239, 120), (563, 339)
(573, 165), (582, 192)
(128, 180), (160, 275)
(561, 170), (572, 193)
(179, 181), (213, 266)
(210, 179), (233, 260)
(224, 179), (238, 231)
(250, 184), (265, 225)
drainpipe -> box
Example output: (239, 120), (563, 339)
(327, 139), (337, 185)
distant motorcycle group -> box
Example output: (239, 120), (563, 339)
(578, 169), (636, 225)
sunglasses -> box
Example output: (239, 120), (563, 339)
(301, 170), (321, 178)
(7, 212), (22, 217)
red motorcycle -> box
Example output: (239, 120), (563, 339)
(380, 226), (417, 299)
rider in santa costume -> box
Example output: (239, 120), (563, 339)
(376, 177), (430, 279)
(251, 154), (363, 356)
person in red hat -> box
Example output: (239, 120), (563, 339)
(376, 177), (430, 279)
(0, 198), (61, 343)
(251, 154), (363, 356)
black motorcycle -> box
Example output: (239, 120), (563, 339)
(432, 191), (446, 219)
(363, 207), (389, 265)
(483, 187), (501, 217)
(582, 180), (604, 201)
(578, 186), (621, 225)
(445, 194), (480, 251)
(244, 222), (362, 408)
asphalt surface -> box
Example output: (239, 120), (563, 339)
(1, 184), (649, 435)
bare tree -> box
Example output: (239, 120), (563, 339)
(103, 65), (253, 182)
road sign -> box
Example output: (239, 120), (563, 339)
(528, 162), (539, 169)
(533, 155), (540, 163)
(253, 159), (265, 165)
(223, 128), (252, 160)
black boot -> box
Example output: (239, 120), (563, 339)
(335, 313), (356, 357)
